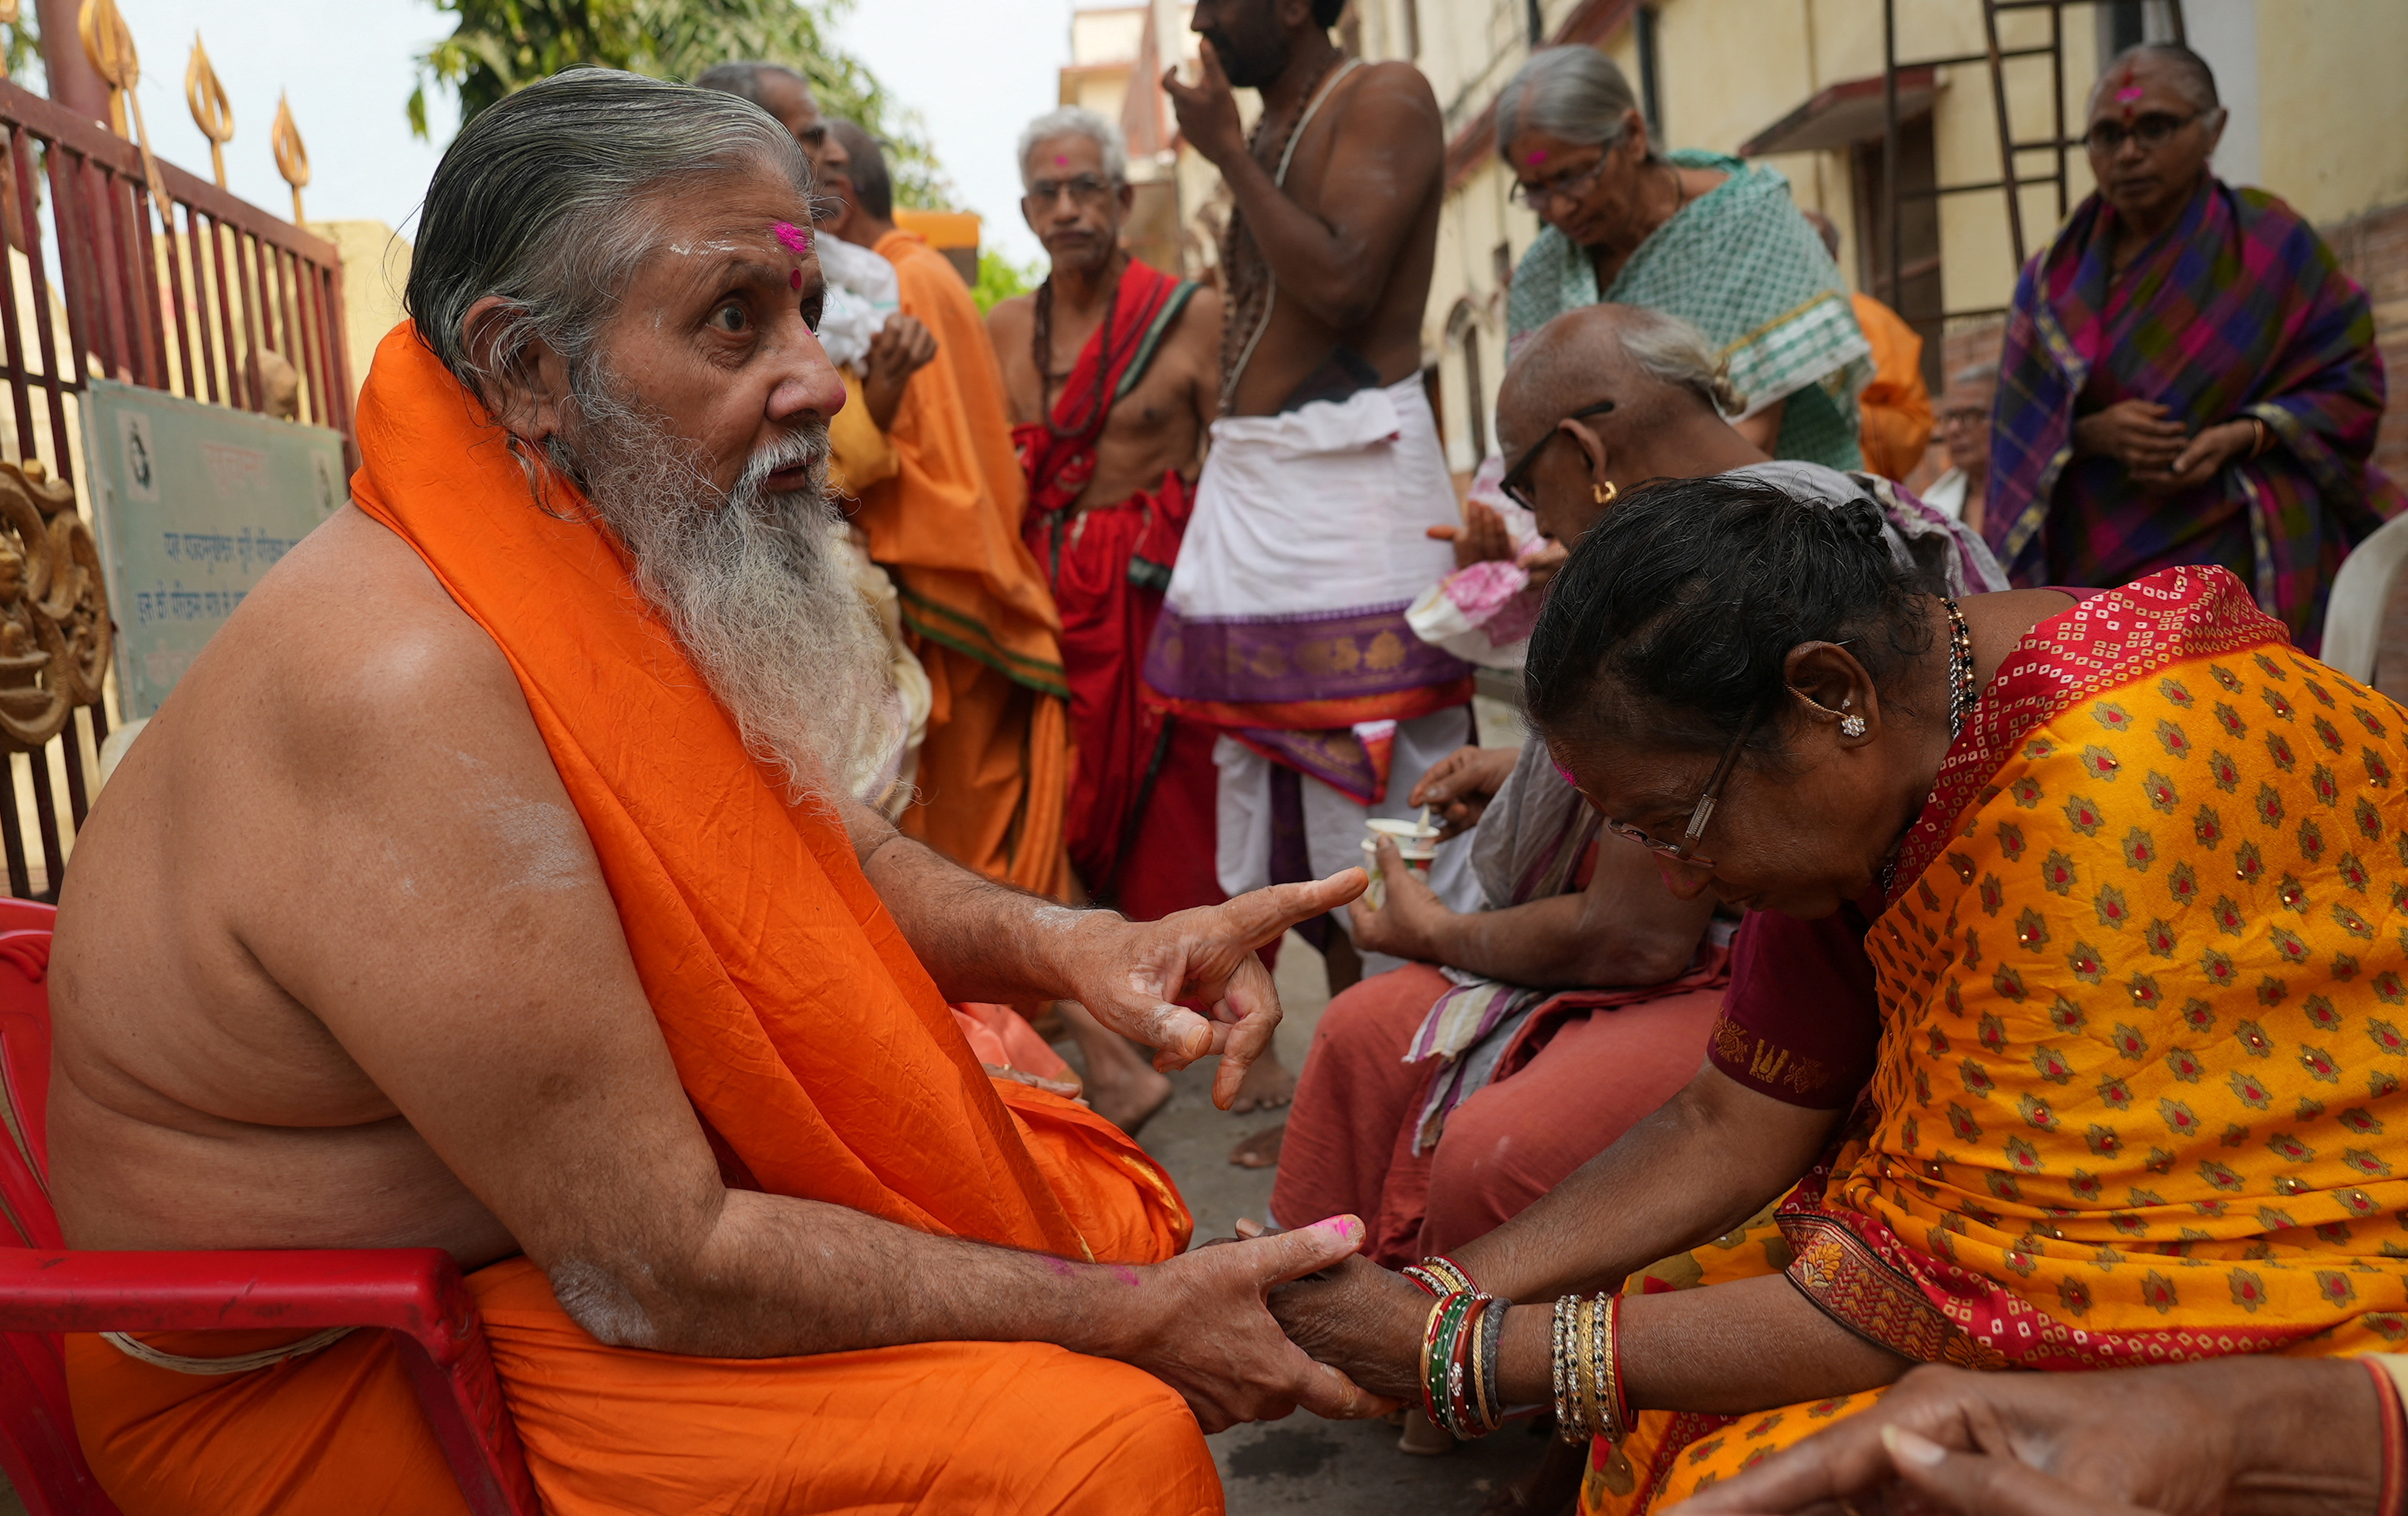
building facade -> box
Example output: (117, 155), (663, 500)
(1067, 0), (2408, 488)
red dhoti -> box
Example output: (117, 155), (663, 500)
(1271, 963), (1723, 1262)
(1014, 262), (1218, 920)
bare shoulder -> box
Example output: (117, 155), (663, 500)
(1337, 60), (1441, 125)
(987, 290), (1036, 346)
(227, 506), (527, 777)
(1166, 281), (1223, 350)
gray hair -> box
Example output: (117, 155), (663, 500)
(1018, 106), (1127, 188)
(2097, 41), (2221, 113)
(1618, 308), (1744, 416)
(405, 68), (808, 404)
(1495, 47), (1655, 164)
(691, 60), (803, 110)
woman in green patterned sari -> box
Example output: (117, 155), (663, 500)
(1499, 47), (1872, 471)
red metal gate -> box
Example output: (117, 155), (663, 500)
(0, 74), (351, 898)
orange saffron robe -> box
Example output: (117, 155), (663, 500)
(65, 325), (1209, 1516)
(855, 229), (1072, 897)
(1583, 567), (2408, 1513)
(1851, 290), (1935, 483)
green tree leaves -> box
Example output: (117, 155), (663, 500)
(407, 0), (948, 208)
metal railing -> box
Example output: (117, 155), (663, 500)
(1874, 0), (2188, 336)
(0, 73), (351, 898)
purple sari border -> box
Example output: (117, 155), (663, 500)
(1144, 600), (1471, 705)
(1235, 726), (1380, 804)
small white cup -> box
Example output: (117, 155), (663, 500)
(1360, 820), (1438, 910)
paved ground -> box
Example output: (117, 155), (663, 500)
(1053, 932), (1548, 1516)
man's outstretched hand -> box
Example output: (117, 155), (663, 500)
(1120, 1215), (1396, 1432)
(1057, 870), (1365, 1109)
(1667, 1359), (2380, 1516)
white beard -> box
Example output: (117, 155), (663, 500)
(550, 365), (901, 805)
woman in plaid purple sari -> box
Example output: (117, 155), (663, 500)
(1986, 43), (2400, 652)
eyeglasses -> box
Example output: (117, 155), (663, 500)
(1597, 712), (1758, 868)
(2081, 110), (2200, 153)
(1023, 173), (1119, 208)
(1511, 155), (1611, 213)
(1939, 406), (1988, 428)
(1499, 399), (1616, 511)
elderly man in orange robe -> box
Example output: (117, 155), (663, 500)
(822, 121), (1074, 895)
(46, 71), (1380, 1516)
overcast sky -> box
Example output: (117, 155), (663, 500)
(89, 1), (1074, 268)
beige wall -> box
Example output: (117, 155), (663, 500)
(307, 220), (410, 407)
(2255, 0), (2408, 225)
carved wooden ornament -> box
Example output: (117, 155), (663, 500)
(0, 460), (110, 751)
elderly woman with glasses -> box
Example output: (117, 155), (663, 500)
(1265, 306), (1998, 1472)
(1495, 46), (1872, 471)
(1268, 473), (2408, 1515)
(1990, 43), (2401, 654)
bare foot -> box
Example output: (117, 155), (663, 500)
(1229, 1123), (1285, 1168)
(1227, 1049), (1296, 1114)
(1053, 1000), (1174, 1135)
(1090, 1066), (1174, 1137)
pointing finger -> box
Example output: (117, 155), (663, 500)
(1216, 872), (1369, 950)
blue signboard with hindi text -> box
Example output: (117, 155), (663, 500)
(82, 378), (348, 719)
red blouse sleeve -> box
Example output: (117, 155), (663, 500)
(1707, 901), (1883, 1109)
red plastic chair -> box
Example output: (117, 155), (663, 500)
(0, 919), (543, 1515)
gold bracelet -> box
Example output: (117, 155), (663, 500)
(1599, 1294), (1627, 1445)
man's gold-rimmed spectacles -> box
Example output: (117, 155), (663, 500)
(1023, 173), (1118, 208)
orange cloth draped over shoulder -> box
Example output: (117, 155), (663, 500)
(1582, 568), (2408, 1515)
(63, 324), (1209, 1516)
(1851, 290), (1935, 483)
(854, 228), (1072, 896)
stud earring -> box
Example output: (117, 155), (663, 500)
(1593, 480), (1618, 505)
(1839, 705), (1867, 738)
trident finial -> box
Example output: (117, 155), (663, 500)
(271, 92), (310, 224)
(186, 32), (232, 190)
(78, 0), (136, 138)
(78, 0), (168, 215)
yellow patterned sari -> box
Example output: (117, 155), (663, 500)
(1585, 567), (2408, 1513)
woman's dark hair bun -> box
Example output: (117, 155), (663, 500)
(1836, 495), (1890, 546)
(1523, 473), (1930, 761)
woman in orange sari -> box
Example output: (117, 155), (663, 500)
(1269, 471), (2408, 1513)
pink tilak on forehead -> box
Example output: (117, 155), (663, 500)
(774, 221), (811, 289)
(1526, 148), (1549, 166)
(1053, 153), (1069, 166)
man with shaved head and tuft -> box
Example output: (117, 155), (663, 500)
(48, 68), (1382, 1515)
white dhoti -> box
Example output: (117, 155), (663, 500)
(1141, 376), (1471, 952)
